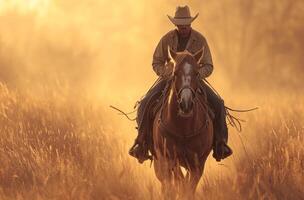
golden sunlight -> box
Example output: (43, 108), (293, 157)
(0, 0), (303, 199)
(0, 0), (50, 15)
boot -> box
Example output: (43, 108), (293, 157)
(129, 132), (151, 163)
(212, 140), (233, 162)
(211, 99), (233, 161)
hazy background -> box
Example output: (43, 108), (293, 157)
(0, 1), (303, 199)
(1, 0), (303, 98)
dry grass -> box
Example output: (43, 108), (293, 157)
(0, 83), (303, 200)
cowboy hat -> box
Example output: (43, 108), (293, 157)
(167, 5), (199, 26)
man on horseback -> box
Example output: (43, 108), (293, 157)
(129, 5), (232, 163)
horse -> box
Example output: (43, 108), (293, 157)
(152, 47), (214, 199)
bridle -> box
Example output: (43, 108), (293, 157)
(172, 69), (200, 103)
(176, 85), (197, 102)
(158, 72), (209, 141)
(157, 63), (210, 141)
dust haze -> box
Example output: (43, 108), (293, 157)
(0, 0), (303, 199)
(1, 0), (303, 96)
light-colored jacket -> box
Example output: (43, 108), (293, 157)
(152, 29), (213, 78)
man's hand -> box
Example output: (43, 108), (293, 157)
(161, 61), (174, 78)
(198, 64), (213, 79)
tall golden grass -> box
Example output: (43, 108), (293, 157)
(0, 82), (303, 200)
(0, 1), (303, 199)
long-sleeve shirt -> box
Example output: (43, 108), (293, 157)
(152, 29), (213, 77)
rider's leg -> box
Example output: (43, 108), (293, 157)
(202, 83), (232, 161)
(129, 78), (168, 163)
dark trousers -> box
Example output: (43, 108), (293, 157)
(137, 79), (168, 131)
(202, 82), (228, 143)
(136, 78), (228, 143)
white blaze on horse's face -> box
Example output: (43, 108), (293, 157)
(179, 62), (194, 115)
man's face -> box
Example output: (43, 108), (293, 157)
(176, 24), (191, 37)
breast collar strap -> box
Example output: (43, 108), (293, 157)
(158, 116), (208, 141)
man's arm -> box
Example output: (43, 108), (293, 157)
(152, 36), (170, 76)
(198, 38), (214, 78)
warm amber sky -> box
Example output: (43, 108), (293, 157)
(0, 0), (303, 107)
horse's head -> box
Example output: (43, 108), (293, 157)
(168, 47), (204, 117)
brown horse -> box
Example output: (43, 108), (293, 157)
(153, 48), (213, 199)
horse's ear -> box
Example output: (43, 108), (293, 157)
(168, 46), (177, 61)
(194, 46), (205, 63)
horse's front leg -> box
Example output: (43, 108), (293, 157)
(155, 160), (179, 199)
(154, 150), (179, 200)
(182, 161), (206, 199)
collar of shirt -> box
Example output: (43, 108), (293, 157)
(171, 29), (197, 52)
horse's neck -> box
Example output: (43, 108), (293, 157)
(165, 89), (179, 119)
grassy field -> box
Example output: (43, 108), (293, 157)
(0, 83), (303, 200)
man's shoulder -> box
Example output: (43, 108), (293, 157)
(161, 29), (176, 40)
(158, 29), (207, 44)
(191, 29), (207, 42)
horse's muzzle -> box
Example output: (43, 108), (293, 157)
(179, 99), (194, 117)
